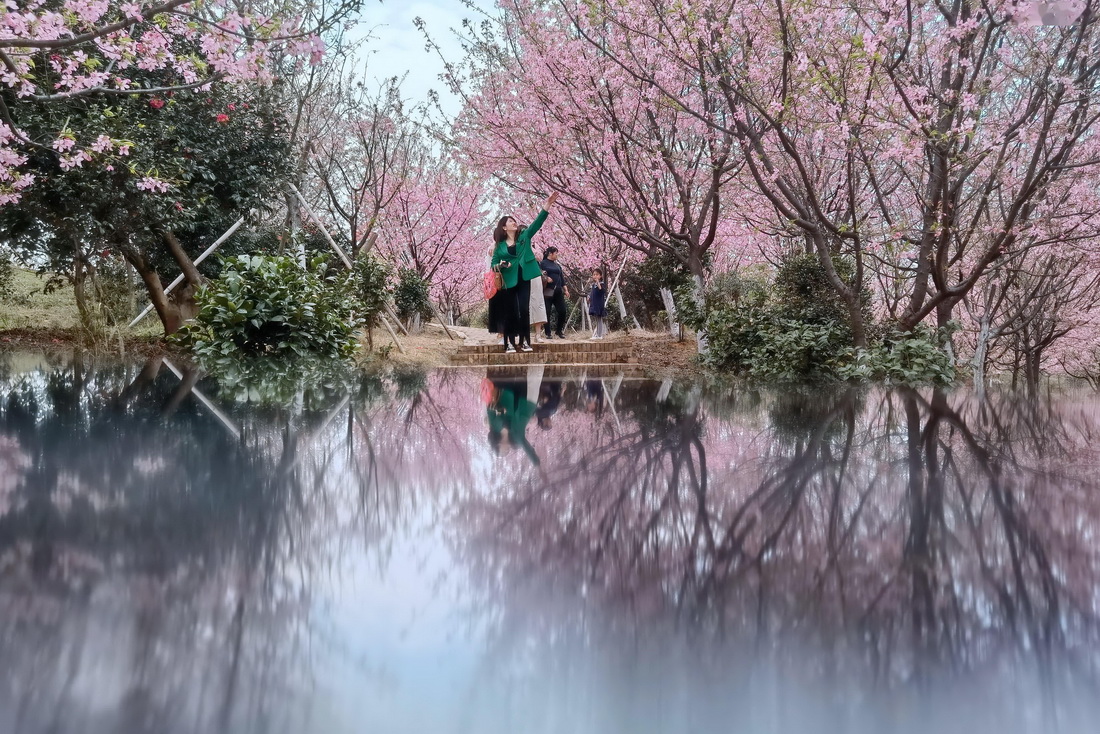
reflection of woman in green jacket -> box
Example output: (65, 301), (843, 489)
(487, 380), (540, 466)
(490, 191), (559, 353)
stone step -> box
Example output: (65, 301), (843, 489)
(457, 339), (629, 355)
(479, 364), (652, 379)
(450, 350), (637, 366)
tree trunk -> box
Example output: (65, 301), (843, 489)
(285, 190), (304, 268)
(123, 248), (182, 335)
(811, 240), (867, 348)
(936, 301), (955, 366)
(72, 257), (95, 334)
(688, 250), (709, 354)
(162, 230), (202, 287)
(659, 287), (679, 338)
(971, 315), (993, 398)
(161, 230), (201, 325)
(1025, 348), (1043, 397)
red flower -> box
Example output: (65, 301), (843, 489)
(149, 97), (165, 109)
(216, 113), (230, 123)
(227, 103), (236, 111)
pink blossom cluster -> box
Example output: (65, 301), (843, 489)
(134, 175), (170, 192)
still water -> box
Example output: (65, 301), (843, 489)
(2, 351), (1100, 734)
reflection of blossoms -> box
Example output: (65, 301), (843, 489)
(0, 434), (30, 516)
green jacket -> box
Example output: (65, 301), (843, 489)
(487, 385), (540, 465)
(490, 209), (548, 289)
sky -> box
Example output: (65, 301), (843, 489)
(353, 1), (492, 118)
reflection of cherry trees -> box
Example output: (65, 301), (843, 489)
(455, 382), (1100, 698)
(4, 355), (1100, 731)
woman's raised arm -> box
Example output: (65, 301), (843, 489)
(523, 192), (559, 242)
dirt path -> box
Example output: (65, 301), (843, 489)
(366, 324), (700, 374)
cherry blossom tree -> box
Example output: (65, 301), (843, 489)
(439, 0), (748, 307)
(308, 74), (423, 258)
(375, 158), (487, 322)
(540, 0), (1100, 352)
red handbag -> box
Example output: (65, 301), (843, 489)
(483, 270), (503, 299)
(480, 378), (498, 406)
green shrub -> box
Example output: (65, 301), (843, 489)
(838, 326), (956, 385)
(678, 257), (955, 385)
(687, 302), (773, 372)
(707, 269), (769, 310)
(460, 303), (489, 329)
(393, 268), (433, 324)
(773, 252), (872, 330)
(747, 320), (853, 382)
(352, 254), (392, 330)
(176, 254), (360, 362)
(621, 250), (696, 328)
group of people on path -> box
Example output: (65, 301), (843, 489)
(487, 192), (609, 352)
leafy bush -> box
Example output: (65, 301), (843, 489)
(707, 269), (769, 310)
(621, 250), (696, 328)
(773, 252), (872, 329)
(747, 320), (854, 382)
(460, 303), (489, 329)
(679, 256), (955, 385)
(352, 254), (392, 330)
(837, 326), (956, 385)
(176, 254), (360, 362)
(393, 268), (433, 324)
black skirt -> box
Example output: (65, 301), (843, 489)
(487, 287), (509, 334)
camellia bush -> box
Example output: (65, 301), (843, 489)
(176, 254), (361, 362)
(0, 0), (364, 202)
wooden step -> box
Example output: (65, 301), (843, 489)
(456, 340), (628, 355)
(450, 350), (637, 366)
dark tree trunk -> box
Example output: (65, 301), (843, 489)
(161, 230), (201, 324)
(72, 257), (94, 334)
(122, 247), (183, 335)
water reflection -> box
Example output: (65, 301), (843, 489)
(1, 353), (1100, 733)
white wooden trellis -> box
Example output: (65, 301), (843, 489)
(128, 217), (245, 328)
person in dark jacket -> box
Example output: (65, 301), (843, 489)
(540, 246), (570, 339)
(535, 378), (562, 430)
(587, 268), (608, 339)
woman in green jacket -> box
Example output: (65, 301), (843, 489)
(490, 191), (559, 352)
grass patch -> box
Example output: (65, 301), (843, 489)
(0, 267), (162, 338)
(0, 269), (81, 330)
